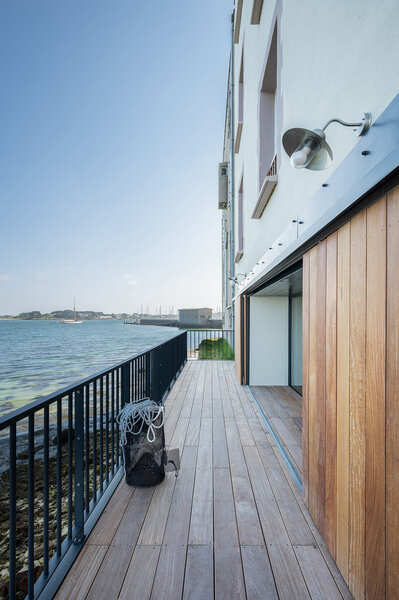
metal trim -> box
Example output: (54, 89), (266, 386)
(247, 386), (302, 492)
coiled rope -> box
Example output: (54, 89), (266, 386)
(116, 398), (164, 445)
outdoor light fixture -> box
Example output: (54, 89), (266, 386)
(282, 112), (372, 170)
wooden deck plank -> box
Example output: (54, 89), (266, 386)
(86, 481), (134, 546)
(150, 544), (187, 600)
(214, 466), (240, 548)
(138, 413), (190, 545)
(119, 545), (160, 600)
(189, 417), (213, 545)
(212, 362), (224, 420)
(196, 418), (213, 471)
(55, 545), (107, 600)
(163, 446), (197, 546)
(257, 446), (314, 546)
(214, 546), (246, 600)
(185, 417), (201, 446)
(111, 486), (154, 548)
(213, 416), (229, 468)
(244, 445), (311, 600)
(225, 418), (264, 545)
(294, 545), (343, 600)
(86, 545), (133, 600)
(183, 545), (214, 600)
(241, 545), (278, 600)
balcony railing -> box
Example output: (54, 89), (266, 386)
(0, 331), (187, 600)
(252, 154), (278, 219)
(186, 329), (234, 360)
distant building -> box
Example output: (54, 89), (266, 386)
(178, 308), (212, 327)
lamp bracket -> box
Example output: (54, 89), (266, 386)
(322, 112), (372, 136)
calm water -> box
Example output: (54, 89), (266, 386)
(0, 320), (180, 416)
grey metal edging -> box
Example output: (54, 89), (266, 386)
(246, 385), (303, 492)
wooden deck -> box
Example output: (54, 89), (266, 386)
(250, 386), (303, 477)
(56, 361), (352, 600)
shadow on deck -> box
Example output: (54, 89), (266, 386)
(56, 361), (351, 600)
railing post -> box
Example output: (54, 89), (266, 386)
(151, 349), (161, 404)
(183, 331), (187, 366)
(74, 387), (85, 545)
(121, 363), (130, 407)
(145, 352), (151, 398)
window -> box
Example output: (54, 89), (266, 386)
(251, 22), (278, 219)
(235, 175), (244, 262)
(234, 0), (243, 44)
(251, 0), (263, 24)
(235, 51), (244, 153)
(259, 23), (277, 189)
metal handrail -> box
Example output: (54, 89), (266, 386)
(1, 331), (187, 600)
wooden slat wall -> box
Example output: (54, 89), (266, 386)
(386, 186), (399, 599)
(325, 232), (337, 560)
(303, 188), (399, 600)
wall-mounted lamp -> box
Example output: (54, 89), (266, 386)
(282, 112), (372, 170)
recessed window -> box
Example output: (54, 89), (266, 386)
(234, 0), (243, 44)
(252, 22), (278, 219)
(259, 23), (277, 188)
(235, 175), (244, 262)
(235, 51), (244, 153)
(251, 0), (263, 24)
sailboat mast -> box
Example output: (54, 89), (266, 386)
(73, 296), (76, 322)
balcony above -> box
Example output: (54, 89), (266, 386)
(252, 154), (278, 219)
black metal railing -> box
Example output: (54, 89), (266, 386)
(0, 331), (187, 600)
(186, 329), (234, 360)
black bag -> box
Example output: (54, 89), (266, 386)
(118, 399), (166, 487)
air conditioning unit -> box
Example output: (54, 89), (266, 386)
(218, 162), (228, 209)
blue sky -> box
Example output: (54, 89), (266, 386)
(0, 1), (232, 315)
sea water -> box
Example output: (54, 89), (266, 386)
(0, 320), (179, 416)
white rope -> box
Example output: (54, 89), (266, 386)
(116, 398), (164, 445)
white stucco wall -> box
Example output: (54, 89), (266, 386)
(233, 0), (399, 281)
(249, 296), (288, 385)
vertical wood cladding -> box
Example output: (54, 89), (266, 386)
(303, 188), (399, 600)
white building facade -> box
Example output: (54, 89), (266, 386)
(221, 0), (399, 319)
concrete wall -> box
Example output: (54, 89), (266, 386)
(249, 296), (288, 385)
(231, 0), (399, 284)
